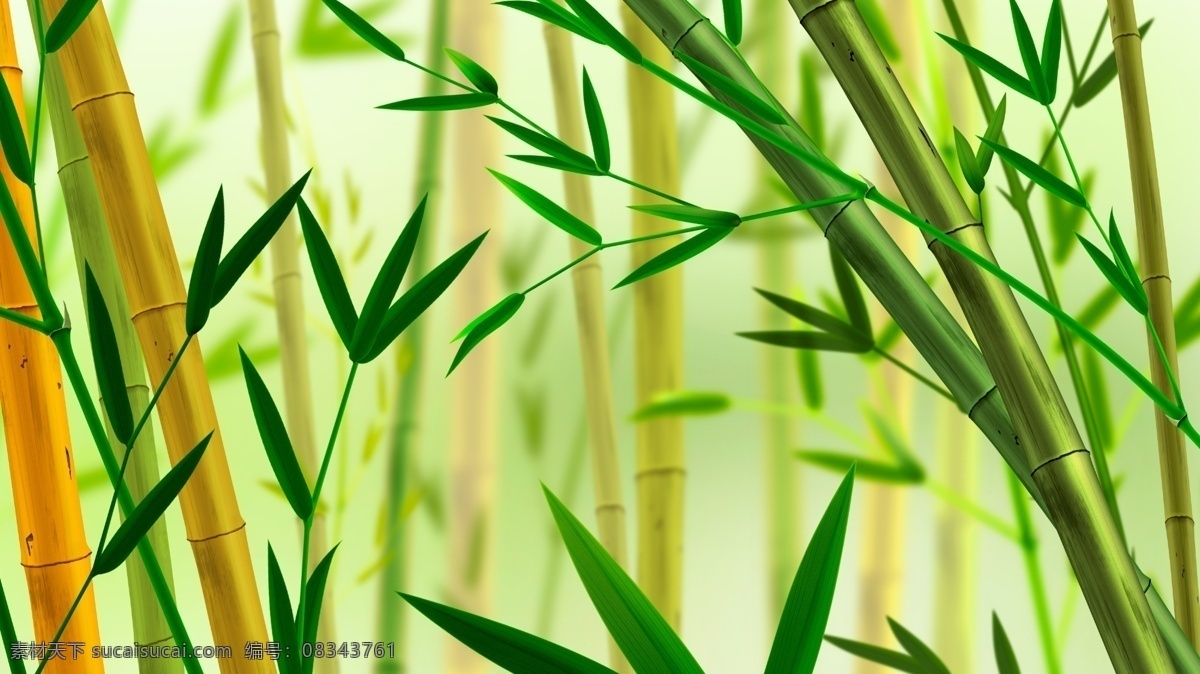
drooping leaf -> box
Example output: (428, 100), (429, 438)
(937, 33), (1035, 100)
(449, 293), (525, 375)
(300, 545), (340, 674)
(628, 204), (741, 228)
(85, 266), (133, 446)
(495, 0), (601, 44)
(721, 0), (741, 44)
(1041, 0), (1062, 104)
(544, 485), (704, 673)
(187, 187), (225, 335)
(888, 618), (950, 674)
(319, 0), (406, 60)
(993, 612), (1022, 674)
(739, 330), (871, 354)
(241, 349), (314, 521)
(1009, 0), (1047, 103)
(1076, 234), (1147, 315)
(490, 170), (602, 245)
(796, 452), (920, 484)
(582, 68), (610, 172)
(632, 390), (731, 421)
(954, 128), (985, 195)
(978, 138), (1086, 207)
(93, 434), (212, 575)
(199, 4), (242, 117)
(677, 52), (785, 126)
(1074, 20), (1154, 108)
(267, 545), (301, 674)
(830, 244), (871, 337)
(977, 95), (1008, 175)
(753, 288), (863, 342)
(563, 0), (641, 64)
(0, 578), (24, 674)
(378, 93), (498, 111)
(488, 116), (596, 170)
(823, 636), (922, 674)
(444, 48), (499, 95)
(349, 196), (426, 360)
(763, 466), (854, 673)
(44, 0), (100, 53)
(614, 227), (732, 289)
(297, 199), (358, 348)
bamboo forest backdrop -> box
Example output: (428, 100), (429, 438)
(3, 0), (1200, 672)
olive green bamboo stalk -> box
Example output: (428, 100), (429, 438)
(618, 6), (686, 629)
(1104, 0), (1199, 644)
(42, 53), (180, 674)
(541, 17), (630, 673)
(791, 0), (1167, 668)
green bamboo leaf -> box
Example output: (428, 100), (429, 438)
(297, 0), (403, 57)
(824, 636), (922, 673)
(977, 95), (1007, 175)
(1108, 211), (1146, 307)
(300, 545), (340, 674)
(857, 0), (900, 62)
(488, 116), (596, 170)
(739, 330), (870, 354)
(44, 0), (99, 53)
(954, 128), (984, 195)
(873, 318), (903, 354)
(1041, 0), (1062, 105)
(796, 452), (918, 484)
(1077, 283), (1122, 333)
(449, 293), (525, 375)
(1081, 348), (1114, 448)
(495, 0), (601, 44)
(1076, 234), (1147, 315)
(764, 466), (854, 673)
(677, 52), (785, 126)
(445, 48), (499, 95)
(1009, 0), (1047, 103)
(1044, 147), (1091, 264)
(267, 545), (301, 674)
(515, 386), (546, 457)
(93, 433), (212, 575)
(297, 198), (358, 348)
(614, 227), (732, 289)
(319, 0), (406, 61)
(489, 170), (602, 245)
(0, 56), (29, 185)
(888, 618), (950, 674)
(1176, 272), (1200, 349)
(507, 154), (603, 176)
(187, 187), (225, 335)
(212, 170), (311, 305)
(862, 406), (924, 479)
(799, 50), (826, 149)
(628, 204), (741, 228)
(830, 244), (871, 337)
(241, 349), (314, 521)
(937, 33), (1035, 100)
(0, 578), (24, 674)
(543, 485), (704, 674)
(993, 612), (1021, 674)
(722, 0), (742, 44)
(631, 390), (731, 421)
(349, 196), (426, 361)
(563, 0), (642, 64)
(85, 266), (133, 446)
(400, 593), (616, 673)
(1073, 20), (1153, 108)
(798, 348), (823, 411)
(378, 93), (498, 111)
(977, 138), (1085, 207)
(199, 4), (242, 117)
(582, 68), (610, 172)
(753, 288), (862, 342)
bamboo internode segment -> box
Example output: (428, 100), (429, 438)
(619, 7), (686, 631)
(0, 2), (104, 670)
(796, 1), (1169, 668)
(40, 1), (271, 669)
(1105, 0), (1199, 645)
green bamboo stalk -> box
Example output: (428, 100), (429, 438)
(1104, 0), (1199, 644)
(42, 49), (181, 674)
(790, 1), (1167, 668)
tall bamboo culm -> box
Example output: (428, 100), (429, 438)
(0, 4), (104, 671)
(38, 2), (272, 669)
(445, 1), (500, 672)
(792, 0), (1168, 668)
(244, 0), (340, 668)
(42, 49), (181, 674)
(541, 17), (630, 674)
(618, 6), (686, 630)
(1104, 0), (1200, 644)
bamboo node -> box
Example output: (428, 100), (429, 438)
(670, 18), (706, 53)
(635, 466), (686, 478)
(821, 197), (858, 237)
(21, 549), (92, 569)
(57, 153), (90, 174)
(71, 89), (135, 113)
(130, 299), (186, 322)
(186, 521), (247, 544)
(796, 0), (840, 23)
(1030, 447), (1089, 476)
(1141, 273), (1170, 286)
(927, 221), (983, 249)
(965, 384), (998, 419)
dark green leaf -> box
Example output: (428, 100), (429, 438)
(977, 95), (1007, 175)
(300, 545), (340, 674)
(954, 128), (984, 194)
(241, 349), (313, 521)
(1074, 20), (1153, 108)
(889, 618), (950, 674)
(1041, 0), (1062, 104)
(798, 348), (823, 411)
(615, 227), (732, 289)
(993, 612), (1021, 674)
(753, 288), (862, 342)
(1010, 0), (1047, 103)
(978, 138), (1085, 207)
(401, 593), (616, 673)
(0, 578), (24, 674)
(0, 58), (29, 185)
(799, 50), (826, 149)
(937, 33), (1035, 100)
(582, 68), (610, 172)
(297, 198), (358, 348)
(490, 170), (602, 245)
(543, 485), (704, 674)
(488, 116), (596, 170)
(213, 170), (311, 305)
(830, 244), (870, 337)
(739, 330), (870, 353)
(267, 545), (301, 674)
(1077, 234), (1147, 315)
(824, 636), (922, 674)
(378, 93), (498, 111)
(764, 466), (854, 673)
(449, 293), (524, 375)
(631, 390), (731, 420)
(319, 0), (405, 60)
(628, 204), (741, 228)
(44, 0), (100, 53)
(445, 48), (499, 95)
(857, 0), (900, 61)
(677, 52), (785, 125)
(495, 0), (601, 44)
(722, 0), (742, 44)
(199, 4), (242, 117)
(187, 187), (225, 335)
(1108, 211), (1146, 305)
(94, 434), (212, 575)
(796, 452), (919, 484)
(85, 266), (133, 446)
(507, 154), (603, 176)
(349, 196), (426, 360)
(563, 0), (641, 63)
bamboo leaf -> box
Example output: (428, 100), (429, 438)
(543, 485), (704, 673)
(677, 52), (785, 126)
(977, 138), (1085, 207)
(400, 593), (616, 673)
(582, 68), (610, 172)
(799, 50), (826, 149)
(873, 317), (903, 354)
(954, 128), (985, 195)
(798, 348), (823, 411)
(993, 612), (1021, 674)
(0, 58), (29, 185)
(824, 635), (922, 673)
(488, 116), (596, 170)
(796, 452), (919, 484)
(187, 187), (225, 335)
(0, 578), (24, 674)
(1044, 147), (1091, 264)
(1076, 234), (1147, 315)
(298, 0), (406, 57)
(1073, 20), (1153, 108)
(300, 545), (340, 674)
(614, 227), (732, 289)
(319, 0), (406, 61)
(267, 545), (301, 674)
(977, 95), (1007, 176)
(1076, 284), (1122, 334)
(44, 0), (100, 53)
(297, 199), (358, 348)
(753, 288), (862, 342)
(1009, 0), (1047, 103)
(722, 0), (741, 44)
(631, 390), (731, 420)
(1176, 272), (1200, 349)
(563, 0), (642, 63)
(515, 386), (546, 457)
(199, 4), (242, 117)
(241, 349), (314, 521)
(489, 170), (602, 245)
(863, 406), (924, 479)
(508, 154), (603, 176)
(1041, 0), (1062, 105)
(349, 196), (426, 361)
(628, 204), (741, 228)
(445, 48), (498, 95)
(213, 170), (312, 305)
(94, 433), (212, 575)
(739, 330), (870, 354)
(495, 0), (601, 44)
(85, 266), (133, 446)
(449, 293), (524, 375)
(830, 244), (871, 337)
(888, 618), (950, 674)
(857, 0), (900, 62)
(937, 33), (1035, 100)
(1108, 211), (1146, 307)
(1081, 348), (1114, 448)
(764, 467), (855, 674)
(378, 93), (498, 111)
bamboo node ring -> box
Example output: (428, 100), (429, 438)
(1030, 447), (1089, 476)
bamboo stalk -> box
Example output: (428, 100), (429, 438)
(245, 0), (340, 666)
(39, 2), (272, 669)
(42, 47), (181, 674)
(0, 4), (104, 671)
(1104, 0), (1199, 644)
(541, 18), (630, 673)
(791, 0), (1169, 668)
(618, 6), (686, 631)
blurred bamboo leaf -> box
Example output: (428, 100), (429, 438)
(824, 635), (921, 673)
(199, 3), (243, 118)
(799, 49), (825, 149)
(1082, 348), (1113, 449)
(213, 171), (312, 305)
(495, 0), (601, 44)
(1074, 20), (1154, 108)
(677, 52), (785, 125)
(490, 171), (602, 245)
(349, 196), (426, 360)
(798, 348), (823, 411)
(863, 405), (923, 478)
(582, 68), (610, 172)
(993, 612), (1022, 674)
(1176, 272), (1200, 349)
(267, 545), (301, 674)
(242, 348), (314, 521)
(889, 618), (950, 674)
(1044, 143), (1091, 264)
(631, 390), (731, 421)
(978, 138), (1085, 207)
(830, 244), (870, 337)
(355, 551), (395, 586)
(298, 198), (358, 348)
(147, 120), (201, 182)
(300, 545), (339, 674)
(614, 227), (733, 289)
(259, 481), (327, 516)
(313, 0), (406, 60)
(445, 48), (498, 95)
(629, 204), (740, 228)
(206, 326), (280, 381)
(44, 0), (100, 53)
(563, 0), (641, 64)
(856, 0), (898, 62)
(378, 93), (498, 111)
(449, 293), (525, 375)
(85, 267), (133, 446)
(502, 228), (548, 291)
(520, 293), (557, 365)
(515, 386), (546, 458)
(797, 452), (919, 484)
(187, 188), (225, 335)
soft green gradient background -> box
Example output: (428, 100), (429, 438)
(0, 0), (1195, 671)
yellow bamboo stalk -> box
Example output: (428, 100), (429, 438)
(40, 2), (271, 669)
(445, 2), (501, 672)
(541, 20), (629, 673)
(245, 0), (339, 666)
(618, 6), (686, 631)
(1105, 0), (1199, 644)
(0, 2), (103, 671)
